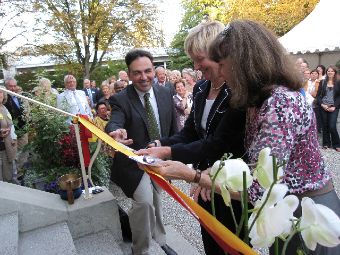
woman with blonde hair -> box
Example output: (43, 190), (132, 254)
(38, 78), (58, 95)
(137, 20), (246, 255)
(181, 68), (197, 93)
(154, 20), (339, 255)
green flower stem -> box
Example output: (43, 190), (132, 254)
(210, 162), (224, 217)
(228, 198), (238, 231)
(248, 180), (275, 233)
(273, 156), (278, 183)
(281, 219), (301, 255)
(211, 181), (216, 217)
(281, 229), (298, 255)
(242, 171), (249, 244)
(274, 237), (279, 255)
(236, 212), (245, 237)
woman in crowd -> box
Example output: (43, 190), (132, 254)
(317, 65), (340, 151)
(137, 21), (246, 255)
(172, 79), (193, 130)
(169, 70), (182, 85)
(304, 69), (322, 133)
(182, 68), (197, 93)
(98, 83), (112, 110)
(317, 64), (326, 81)
(35, 78), (58, 105)
(150, 20), (339, 255)
(0, 86), (17, 183)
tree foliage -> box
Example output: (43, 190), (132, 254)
(221, 0), (319, 36)
(0, 0), (30, 69)
(13, 0), (163, 78)
(170, 0), (318, 71)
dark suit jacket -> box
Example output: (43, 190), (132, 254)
(5, 94), (26, 130)
(160, 79), (246, 170)
(105, 84), (177, 197)
(83, 87), (98, 104)
(153, 81), (176, 96)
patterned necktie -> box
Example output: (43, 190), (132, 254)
(87, 88), (93, 106)
(144, 93), (160, 140)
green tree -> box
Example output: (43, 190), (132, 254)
(222, 0), (318, 36)
(168, 0), (225, 70)
(170, 0), (318, 71)
(0, 0), (29, 69)
(13, 0), (163, 78)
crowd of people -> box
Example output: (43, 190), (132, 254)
(297, 59), (340, 151)
(1, 18), (340, 255)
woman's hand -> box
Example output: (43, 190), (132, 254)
(0, 128), (10, 138)
(327, 106), (335, 112)
(150, 160), (195, 181)
(190, 184), (202, 202)
(135, 146), (171, 160)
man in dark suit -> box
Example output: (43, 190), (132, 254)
(82, 78), (97, 108)
(153, 66), (175, 96)
(105, 49), (177, 255)
(4, 78), (29, 173)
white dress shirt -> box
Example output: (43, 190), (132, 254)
(57, 89), (93, 119)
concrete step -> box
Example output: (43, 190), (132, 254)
(19, 222), (77, 255)
(165, 225), (200, 255)
(0, 211), (19, 255)
(74, 230), (167, 255)
(74, 230), (124, 255)
(119, 238), (166, 255)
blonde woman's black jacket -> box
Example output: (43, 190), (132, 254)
(160, 79), (246, 170)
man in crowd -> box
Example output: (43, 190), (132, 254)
(118, 70), (130, 84)
(4, 78), (29, 175)
(83, 78), (97, 108)
(57, 75), (92, 120)
(106, 49), (177, 255)
(113, 80), (125, 94)
(153, 66), (175, 95)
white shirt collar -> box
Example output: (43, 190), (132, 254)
(134, 86), (155, 100)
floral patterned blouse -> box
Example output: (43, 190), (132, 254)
(245, 86), (331, 203)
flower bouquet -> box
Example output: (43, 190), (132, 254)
(210, 148), (340, 254)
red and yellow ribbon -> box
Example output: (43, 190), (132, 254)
(78, 116), (257, 255)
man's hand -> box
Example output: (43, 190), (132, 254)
(108, 128), (133, 145)
(135, 146), (171, 160)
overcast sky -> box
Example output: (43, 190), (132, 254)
(1, 1), (184, 52)
(159, 0), (184, 46)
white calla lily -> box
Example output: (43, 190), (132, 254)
(300, 197), (340, 251)
(220, 185), (231, 206)
(253, 147), (283, 189)
(210, 158), (253, 192)
(249, 184), (299, 248)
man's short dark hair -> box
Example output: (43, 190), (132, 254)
(125, 49), (154, 69)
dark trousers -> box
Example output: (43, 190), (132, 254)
(313, 106), (322, 133)
(320, 108), (340, 148)
(198, 194), (249, 255)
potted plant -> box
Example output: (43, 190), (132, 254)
(23, 95), (110, 193)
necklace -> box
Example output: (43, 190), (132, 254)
(211, 82), (225, 90)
